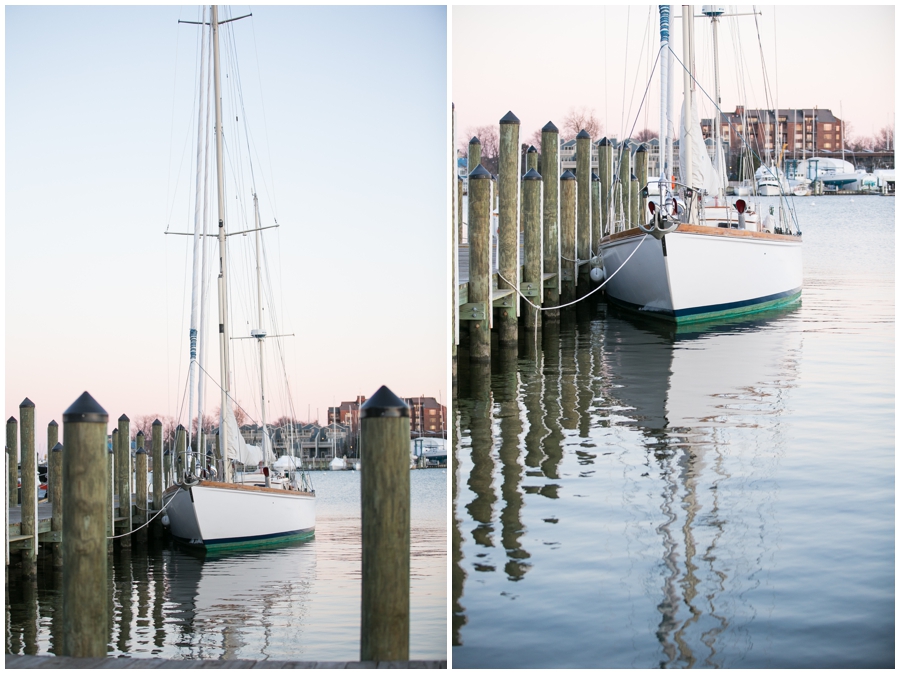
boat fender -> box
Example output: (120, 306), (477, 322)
(590, 266), (605, 283)
(161, 513), (170, 527)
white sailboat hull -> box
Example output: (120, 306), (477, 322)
(756, 181), (783, 196)
(165, 481), (315, 548)
(599, 226), (802, 323)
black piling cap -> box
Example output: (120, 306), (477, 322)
(576, 129), (591, 140)
(136, 430), (144, 437)
(523, 168), (542, 181)
(635, 143), (647, 153)
(360, 386), (409, 419)
(469, 164), (492, 180)
(52, 442), (63, 453)
(118, 414), (129, 422)
(542, 121), (559, 133)
(561, 170), (576, 180)
(62, 391), (108, 424)
(500, 110), (520, 125)
(526, 145), (537, 154)
(592, 172), (600, 181)
(48, 420), (58, 427)
(631, 172), (638, 181)
(469, 136), (481, 145)
(152, 419), (162, 427)
(7, 417), (16, 424)
(136, 447), (147, 455)
(176, 424), (184, 431)
(112, 428), (118, 435)
(598, 137), (611, 146)
(20, 398), (34, 409)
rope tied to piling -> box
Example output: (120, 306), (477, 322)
(107, 490), (178, 540)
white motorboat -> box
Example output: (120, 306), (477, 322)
(598, 6), (802, 325)
(164, 6), (315, 549)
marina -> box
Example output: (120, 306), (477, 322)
(452, 195), (893, 667)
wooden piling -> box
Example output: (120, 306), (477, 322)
(526, 145), (538, 172)
(359, 386), (410, 662)
(116, 414), (132, 546)
(559, 170), (576, 305)
(541, 122), (560, 320)
(522, 168), (542, 330)
(152, 419), (163, 512)
(20, 398), (36, 570)
(468, 136), (481, 175)
(635, 143), (648, 226)
(107, 435), (115, 545)
(576, 129), (591, 295)
(617, 141), (631, 232)
(47, 420), (58, 502)
(598, 137), (613, 237)
(135, 434), (147, 543)
(591, 172), (600, 265)
(497, 111), (520, 346)
(7, 416), (18, 507)
(452, 103), (458, 390)
(630, 172), (639, 232)
(467, 164), (492, 362)
(164, 449), (171, 490)
(50, 442), (63, 567)
(175, 425), (186, 483)
(61, 391), (109, 658)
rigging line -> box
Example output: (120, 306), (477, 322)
(195, 359), (262, 429)
(620, 5), (631, 143)
(165, 6), (184, 232)
(250, 11), (278, 219)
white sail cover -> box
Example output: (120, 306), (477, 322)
(680, 98), (722, 196)
(222, 398), (274, 467)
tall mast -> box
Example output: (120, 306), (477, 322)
(682, 4), (694, 220)
(186, 5), (210, 479)
(212, 5), (232, 480)
(252, 192), (271, 485)
(703, 5), (725, 197)
(659, 6), (670, 191)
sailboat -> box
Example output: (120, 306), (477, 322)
(598, 5), (802, 324)
(164, 6), (315, 549)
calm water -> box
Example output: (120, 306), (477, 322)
(453, 196), (894, 668)
(6, 469), (447, 661)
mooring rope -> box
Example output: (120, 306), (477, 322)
(106, 490), (179, 540)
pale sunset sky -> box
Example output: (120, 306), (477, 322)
(6, 6), (447, 457)
(454, 5), (895, 149)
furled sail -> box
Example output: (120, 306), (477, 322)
(222, 398), (274, 467)
(679, 98), (722, 196)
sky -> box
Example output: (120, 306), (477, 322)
(453, 5), (895, 149)
(5, 6), (448, 458)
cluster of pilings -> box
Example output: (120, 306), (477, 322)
(453, 108), (649, 371)
(6, 398), (190, 574)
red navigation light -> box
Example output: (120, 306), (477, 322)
(735, 199), (746, 214)
(648, 201), (657, 213)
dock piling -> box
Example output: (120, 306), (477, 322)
(541, 121), (560, 321)
(497, 111), (520, 346)
(47, 420), (58, 502)
(50, 442), (63, 567)
(576, 129), (591, 295)
(61, 391), (109, 657)
(522, 167), (542, 330)
(559, 170), (577, 305)
(152, 419), (163, 515)
(359, 386), (410, 662)
(116, 414), (132, 546)
(7, 416), (18, 507)
(20, 398), (36, 572)
(635, 143), (648, 226)
(135, 432), (147, 544)
(467, 164), (492, 362)
(598, 138), (612, 237)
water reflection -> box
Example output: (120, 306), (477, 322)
(454, 302), (802, 666)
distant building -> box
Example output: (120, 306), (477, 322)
(328, 394), (447, 440)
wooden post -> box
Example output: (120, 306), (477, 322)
(50, 441), (63, 567)
(630, 172), (640, 233)
(576, 129), (592, 295)
(117, 414), (132, 546)
(468, 136), (481, 175)
(598, 137), (613, 237)
(522, 167), (542, 330)
(107, 434), (115, 546)
(468, 163), (492, 362)
(591, 172), (600, 266)
(8, 416), (18, 507)
(164, 449), (172, 490)
(152, 419), (163, 512)
(635, 142), (648, 226)
(135, 433), (147, 543)
(526, 145), (538, 172)
(541, 121), (560, 320)
(497, 110), (520, 346)
(61, 391), (109, 657)
(175, 425), (186, 483)
(559, 170), (577, 305)
(617, 141), (631, 232)
(47, 420), (58, 502)
(452, 103), (458, 391)
(20, 398), (37, 570)
(359, 386), (410, 662)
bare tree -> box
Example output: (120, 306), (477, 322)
(527, 129), (542, 153)
(875, 124), (894, 151)
(562, 106), (602, 140)
(632, 128), (656, 143)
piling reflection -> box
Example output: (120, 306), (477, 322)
(454, 302), (801, 665)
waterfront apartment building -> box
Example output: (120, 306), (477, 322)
(328, 394), (447, 439)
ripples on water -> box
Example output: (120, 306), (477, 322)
(6, 469), (446, 661)
(453, 196), (893, 668)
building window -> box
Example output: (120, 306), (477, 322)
(824, 123), (833, 131)
(824, 142), (832, 149)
